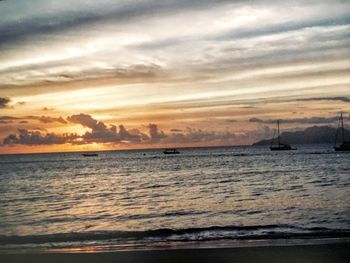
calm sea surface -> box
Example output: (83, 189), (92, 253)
(0, 145), (349, 252)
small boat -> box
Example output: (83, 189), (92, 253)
(270, 120), (296, 151)
(163, 148), (180, 154)
(334, 113), (350, 152)
(82, 153), (98, 157)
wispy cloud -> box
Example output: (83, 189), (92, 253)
(297, 96), (350, 103)
(0, 115), (67, 124)
(249, 116), (349, 124)
(0, 116), (18, 121)
(37, 116), (67, 124)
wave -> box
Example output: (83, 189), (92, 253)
(1, 224), (349, 245)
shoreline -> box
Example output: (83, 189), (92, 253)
(1, 242), (349, 263)
(1, 236), (349, 254)
(1, 234), (349, 254)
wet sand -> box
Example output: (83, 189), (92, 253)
(1, 242), (349, 263)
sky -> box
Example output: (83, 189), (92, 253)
(0, 0), (350, 154)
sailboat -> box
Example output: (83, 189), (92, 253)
(270, 120), (296, 151)
(334, 113), (350, 152)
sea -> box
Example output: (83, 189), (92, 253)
(0, 145), (349, 253)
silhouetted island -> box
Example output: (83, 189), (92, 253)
(253, 126), (350, 146)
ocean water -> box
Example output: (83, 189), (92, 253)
(0, 145), (349, 252)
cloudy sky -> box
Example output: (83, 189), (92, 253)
(0, 0), (350, 153)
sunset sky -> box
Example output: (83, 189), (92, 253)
(0, 0), (350, 154)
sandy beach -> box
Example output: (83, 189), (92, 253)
(1, 242), (349, 263)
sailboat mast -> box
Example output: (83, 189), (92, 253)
(277, 120), (280, 145)
(341, 113), (344, 143)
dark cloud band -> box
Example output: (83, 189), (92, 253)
(2, 113), (238, 146)
(0, 97), (10, 108)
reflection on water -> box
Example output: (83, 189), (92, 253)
(0, 145), (349, 250)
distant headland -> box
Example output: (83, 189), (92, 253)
(253, 126), (350, 146)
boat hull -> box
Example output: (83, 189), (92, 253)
(334, 141), (350, 151)
(270, 146), (296, 151)
(334, 146), (350, 152)
(163, 149), (180, 154)
(270, 144), (296, 151)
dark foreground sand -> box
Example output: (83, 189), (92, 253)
(1, 243), (349, 263)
